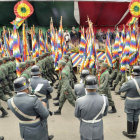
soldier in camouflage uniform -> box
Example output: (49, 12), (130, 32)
(0, 59), (9, 102)
(19, 62), (30, 80)
(1, 57), (13, 97)
(98, 63), (117, 113)
(63, 55), (74, 88)
(109, 59), (119, 87)
(54, 60), (75, 115)
(10, 56), (17, 82)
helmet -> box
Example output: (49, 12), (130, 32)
(58, 60), (66, 66)
(85, 75), (98, 89)
(132, 66), (140, 76)
(14, 77), (29, 92)
(81, 69), (90, 79)
(63, 55), (69, 60)
(31, 65), (41, 76)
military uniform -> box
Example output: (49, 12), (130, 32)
(54, 60), (75, 115)
(75, 75), (108, 140)
(7, 77), (50, 140)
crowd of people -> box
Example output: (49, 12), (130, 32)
(0, 26), (140, 140)
(0, 48), (140, 140)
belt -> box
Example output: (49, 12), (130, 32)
(19, 118), (41, 125)
(126, 97), (140, 100)
(82, 118), (102, 124)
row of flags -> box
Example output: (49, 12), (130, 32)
(77, 21), (140, 74)
(0, 17), (69, 76)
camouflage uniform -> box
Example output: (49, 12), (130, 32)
(1, 58), (13, 97)
(98, 63), (114, 107)
(54, 60), (75, 115)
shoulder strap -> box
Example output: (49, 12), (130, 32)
(132, 79), (140, 95)
(94, 95), (106, 120)
(10, 98), (36, 120)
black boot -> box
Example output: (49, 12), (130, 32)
(53, 93), (60, 100)
(0, 107), (8, 118)
(53, 102), (59, 106)
(123, 121), (136, 139)
(133, 121), (139, 138)
(111, 84), (117, 91)
(0, 136), (4, 140)
(48, 135), (54, 140)
(108, 106), (117, 113)
(121, 95), (126, 100)
(54, 107), (61, 115)
(115, 91), (120, 95)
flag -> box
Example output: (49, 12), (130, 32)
(105, 33), (113, 67)
(79, 30), (86, 56)
(9, 32), (14, 56)
(13, 26), (22, 77)
(39, 30), (45, 54)
(45, 33), (49, 52)
(22, 24), (29, 62)
(11, 17), (25, 29)
(120, 29), (131, 73)
(70, 52), (82, 67)
(3, 31), (10, 56)
(112, 31), (120, 63)
(129, 25), (139, 65)
(127, 17), (138, 26)
(119, 27), (125, 55)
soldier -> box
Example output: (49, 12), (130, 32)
(7, 77), (50, 140)
(30, 65), (54, 140)
(74, 69), (89, 98)
(19, 62), (30, 80)
(117, 66), (140, 138)
(54, 60), (75, 115)
(109, 59), (119, 87)
(1, 58), (13, 97)
(98, 63), (117, 113)
(75, 75), (108, 140)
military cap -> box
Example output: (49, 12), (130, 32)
(0, 58), (3, 63)
(98, 59), (104, 63)
(19, 62), (26, 69)
(3, 56), (9, 61)
(30, 59), (35, 63)
(58, 60), (66, 66)
(100, 62), (108, 68)
(25, 60), (31, 65)
(63, 55), (69, 60)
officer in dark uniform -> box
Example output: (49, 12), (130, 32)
(7, 77), (50, 140)
(30, 65), (54, 140)
(118, 66), (140, 139)
(75, 75), (108, 140)
(74, 69), (89, 98)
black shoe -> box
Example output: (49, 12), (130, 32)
(48, 135), (54, 140)
(54, 86), (58, 89)
(53, 96), (59, 100)
(0, 107), (8, 118)
(115, 91), (120, 95)
(110, 84), (117, 91)
(122, 121), (136, 139)
(54, 108), (61, 115)
(0, 136), (4, 140)
(108, 106), (117, 113)
(53, 102), (59, 106)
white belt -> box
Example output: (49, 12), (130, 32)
(82, 118), (102, 123)
(126, 97), (140, 100)
(82, 95), (106, 124)
(19, 118), (41, 125)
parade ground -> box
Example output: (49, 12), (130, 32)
(0, 84), (140, 140)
